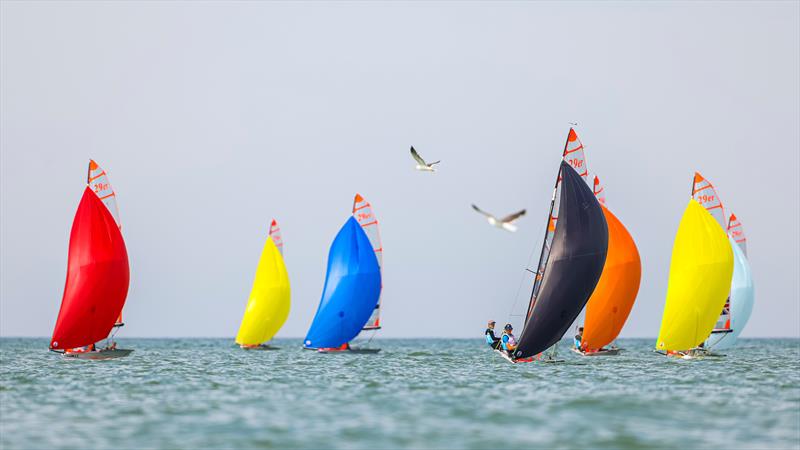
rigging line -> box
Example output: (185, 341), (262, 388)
(365, 329), (377, 348)
(507, 243), (541, 323)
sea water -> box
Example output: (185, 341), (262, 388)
(1, 338), (798, 449)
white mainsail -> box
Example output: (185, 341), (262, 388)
(353, 193), (383, 330)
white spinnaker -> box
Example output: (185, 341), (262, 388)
(727, 213), (747, 256)
(269, 219), (284, 255)
(88, 159), (121, 229)
(531, 128), (589, 311)
(691, 172), (727, 231)
(353, 193), (383, 330)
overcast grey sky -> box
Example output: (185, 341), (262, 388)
(1, 1), (798, 339)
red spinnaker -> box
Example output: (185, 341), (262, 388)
(50, 187), (130, 350)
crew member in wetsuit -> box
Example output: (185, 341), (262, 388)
(484, 320), (501, 349)
(574, 326), (584, 350)
(501, 324), (518, 356)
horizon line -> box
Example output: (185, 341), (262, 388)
(2, 336), (799, 340)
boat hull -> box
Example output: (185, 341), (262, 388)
(316, 347), (381, 354)
(571, 347), (621, 356)
(493, 349), (562, 364)
(62, 349), (133, 360)
(654, 348), (724, 360)
(239, 344), (280, 351)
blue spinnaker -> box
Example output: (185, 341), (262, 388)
(304, 217), (381, 349)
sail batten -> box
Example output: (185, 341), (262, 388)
(727, 213), (747, 256)
(692, 172), (727, 231)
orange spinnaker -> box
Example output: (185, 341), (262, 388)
(581, 205), (641, 351)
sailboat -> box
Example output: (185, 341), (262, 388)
(690, 174), (756, 350)
(235, 219), (291, 350)
(655, 173), (734, 359)
(573, 175), (641, 356)
(303, 194), (383, 354)
(50, 160), (132, 360)
(704, 213), (754, 349)
(499, 129), (608, 363)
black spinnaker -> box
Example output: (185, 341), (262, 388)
(516, 161), (609, 359)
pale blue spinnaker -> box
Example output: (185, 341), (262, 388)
(706, 236), (754, 349)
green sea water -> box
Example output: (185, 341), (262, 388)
(1, 338), (798, 449)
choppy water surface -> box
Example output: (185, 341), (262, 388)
(1, 338), (798, 449)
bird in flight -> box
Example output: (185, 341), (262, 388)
(410, 146), (440, 172)
(471, 204), (526, 232)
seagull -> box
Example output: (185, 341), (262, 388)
(471, 204), (526, 232)
(410, 146), (440, 172)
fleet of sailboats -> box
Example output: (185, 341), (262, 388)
(49, 130), (755, 363)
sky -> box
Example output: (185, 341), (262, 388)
(1, 1), (798, 339)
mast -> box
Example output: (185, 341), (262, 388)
(525, 129), (573, 326)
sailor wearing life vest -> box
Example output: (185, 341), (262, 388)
(484, 320), (501, 349)
(501, 324), (518, 356)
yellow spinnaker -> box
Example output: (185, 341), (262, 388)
(235, 236), (290, 346)
(656, 199), (733, 351)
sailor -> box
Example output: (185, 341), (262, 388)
(574, 327), (584, 350)
(66, 343), (95, 354)
(501, 324), (518, 356)
(484, 320), (501, 349)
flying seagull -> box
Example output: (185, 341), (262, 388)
(471, 204), (526, 232)
(410, 146), (440, 172)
